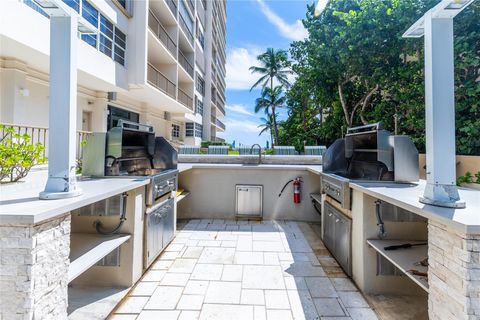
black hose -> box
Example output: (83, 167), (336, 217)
(278, 180), (294, 197)
(95, 193), (128, 235)
(375, 200), (386, 239)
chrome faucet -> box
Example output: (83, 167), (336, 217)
(250, 144), (262, 164)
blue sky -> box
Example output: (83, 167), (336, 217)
(217, 0), (311, 147)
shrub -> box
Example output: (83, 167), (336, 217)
(201, 141), (231, 149)
(0, 126), (47, 183)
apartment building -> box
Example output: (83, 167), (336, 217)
(0, 0), (226, 147)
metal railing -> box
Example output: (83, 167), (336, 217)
(216, 119), (225, 130)
(148, 10), (177, 57)
(217, 101), (225, 115)
(178, 50), (194, 78)
(179, 13), (194, 44)
(178, 88), (193, 110)
(211, 88), (217, 104)
(147, 63), (176, 98)
(0, 123), (91, 159)
(186, 0), (195, 14)
(166, 0), (177, 17)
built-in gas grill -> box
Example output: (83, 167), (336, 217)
(321, 123), (419, 209)
(82, 120), (178, 268)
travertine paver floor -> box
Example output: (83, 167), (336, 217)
(110, 220), (378, 320)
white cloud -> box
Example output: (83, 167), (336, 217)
(226, 104), (255, 116)
(226, 47), (263, 90)
(255, 0), (308, 41)
(223, 118), (262, 134)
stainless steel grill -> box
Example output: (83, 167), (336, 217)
(321, 123), (419, 209)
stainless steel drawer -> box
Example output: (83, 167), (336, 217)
(235, 185), (263, 218)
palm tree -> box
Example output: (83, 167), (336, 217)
(254, 86), (285, 144)
(250, 48), (292, 146)
(258, 111), (277, 147)
(250, 48), (292, 92)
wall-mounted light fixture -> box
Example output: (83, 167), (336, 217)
(18, 88), (30, 97)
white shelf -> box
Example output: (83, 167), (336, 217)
(310, 193), (322, 204)
(68, 285), (130, 320)
(367, 239), (429, 292)
(176, 191), (191, 203)
(69, 233), (131, 283)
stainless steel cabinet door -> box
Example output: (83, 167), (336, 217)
(162, 198), (175, 248)
(236, 185), (263, 218)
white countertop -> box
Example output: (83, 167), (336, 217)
(350, 181), (480, 234)
(177, 163), (323, 175)
(0, 168), (149, 226)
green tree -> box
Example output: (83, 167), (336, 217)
(285, 0), (479, 154)
(258, 111), (277, 147)
(254, 86), (286, 145)
(250, 48), (293, 145)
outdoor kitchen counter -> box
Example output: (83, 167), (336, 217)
(177, 163), (323, 175)
(0, 168), (149, 225)
(350, 180), (480, 234)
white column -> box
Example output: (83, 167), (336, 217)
(40, 14), (82, 199)
(420, 12), (464, 208)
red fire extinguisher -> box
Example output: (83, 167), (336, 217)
(279, 177), (303, 204)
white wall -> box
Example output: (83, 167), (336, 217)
(178, 168), (322, 222)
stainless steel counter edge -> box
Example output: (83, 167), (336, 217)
(350, 181), (480, 234)
(177, 163), (322, 175)
(0, 178), (150, 226)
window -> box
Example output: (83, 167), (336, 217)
(196, 22), (205, 49)
(81, 34), (97, 48)
(185, 123), (202, 138)
(114, 28), (126, 66)
(82, 0), (98, 27)
(179, 0), (194, 35)
(196, 73), (205, 96)
(99, 15), (114, 57)
(63, 0), (80, 12)
(172, 124), (180, 138)
(117, 0), (127, 9)
(107, 106), (139, 130)
(195, 97), (203, 115)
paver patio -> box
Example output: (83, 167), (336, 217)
(110, 220), (378, 320)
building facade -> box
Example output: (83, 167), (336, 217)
(0, 0), (226, 147)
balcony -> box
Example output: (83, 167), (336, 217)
(147, 63), (176, 98)
(178, 88), (193, 110)
(211, 89), (217, 104)
(148, 10), (177, 57)
(216, 118), (225, 131)
(186, 0), (195, 14)
(179, 13), (194, 44)
(217, 101), (225, 116)
(178, 50), (194, 78)
(166, 0), (177, 17)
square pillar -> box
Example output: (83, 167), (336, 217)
(420, 12), (464, 208)
(40, 14), (82, 199)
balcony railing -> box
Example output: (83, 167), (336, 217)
(178, 51), (194, 78)
(217, 101), (225, 116)
(211, 89), (217, 104)
(216, 119), (225, 130)
(186, 0), (195, 14)
(149, 10), (177, 57)
(166, 0), (177, 17)
(147, 63), (176, 98)
(0, 123), (91, 159)
(178, 88), (193, 110)
(179, 13), (194, 44)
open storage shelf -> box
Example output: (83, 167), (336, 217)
(367, 239), (428, 292)
(176, 190), (190, 203)
(69, 233), (131, 283)
(310, 193), (322, 204)
(68, 285), (130, 319)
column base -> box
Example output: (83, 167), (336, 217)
(420, 183), (465, 208)
(39, 189), (83, 200)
